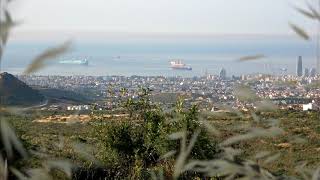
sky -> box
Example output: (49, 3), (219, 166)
(5, 0), (320, 39)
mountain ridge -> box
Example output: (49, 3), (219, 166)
(0, 72), (45, 106)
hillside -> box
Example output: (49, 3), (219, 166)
(10, 110), (320, 179)
(37, 88), (92, 104)
(0, 72), (45, 106)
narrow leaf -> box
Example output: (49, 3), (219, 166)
(221, 127), (284, 146)
(289, 23), (310, 40)
(23, 41), (72, 75)
(168, 132), (185, 140)
(10, 168), (27, 180)
(263, 153), (281, 164)
(238, 54), (266, 62)
(306, 2), (320, 21)
(1, 120), (27, 158)
(46, 160), (73, 178)
(173, 130), (200, 179)
(161, 150), (176, 160)
(295, 6), (317, 19)
(312, 167), (320, 180)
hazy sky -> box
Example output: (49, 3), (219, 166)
(7, 0), (319, 36)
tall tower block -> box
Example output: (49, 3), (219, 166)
(297, 56), (303, 77)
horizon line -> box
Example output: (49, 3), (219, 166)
(9, 30), (315, 42)
(11, 30), (303, 37)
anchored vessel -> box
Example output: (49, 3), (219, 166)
(170, 60), (192, 71)
(59, 59), (89, 65)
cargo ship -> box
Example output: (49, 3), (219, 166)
(59, 59), (89, 65)
(170, 60), (192, 70)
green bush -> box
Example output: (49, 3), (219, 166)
(91, 90), (221, 179)
(168, 105), (220, 160)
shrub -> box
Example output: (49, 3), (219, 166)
(92, 93), (222, 179)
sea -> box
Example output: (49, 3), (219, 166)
(1, 35), (318, 77)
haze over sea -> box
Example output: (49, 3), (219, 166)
(2, 35), (317, 77)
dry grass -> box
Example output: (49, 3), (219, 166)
(4, 110), (318, 179)
(206, 111), (320, 177)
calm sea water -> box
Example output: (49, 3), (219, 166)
(1, 36), (317, 77)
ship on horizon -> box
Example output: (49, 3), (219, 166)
(59, 59), (89, 65)
(170, 60), (192, 71)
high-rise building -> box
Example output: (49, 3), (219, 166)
(219, 68), (227, 80)
(310, 68), (317, 77)
(304, 68), (310, 77)
(296, 56), (303, 77)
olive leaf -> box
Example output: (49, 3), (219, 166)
(0, 9), (19, 61)
(295, 6), (317, 19)
(289, 23), (310, 40)
(10, 168), (27, 180)
(263, 153), (281, 165)
(237, 54), (266, 62)
(23, 41), (72, 75)
(312, 167), (320, 180)
(46, 160), (73, 178)
(306, 2), (320, 21)
(234, 85), (260, 102)
(160, 150), (177, 160)
(255, 100), (277, 111)
(0, 120), (27, 159)
(173, 130), (200, 179)
(220, 127), (284, 147)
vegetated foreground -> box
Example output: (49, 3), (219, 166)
(7, 107), (320, 179)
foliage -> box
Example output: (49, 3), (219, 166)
(90, 88), (221, 179)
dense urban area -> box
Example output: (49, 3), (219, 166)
(16, 58), (320, 113)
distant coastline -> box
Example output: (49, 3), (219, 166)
(2, 36), (316, 77)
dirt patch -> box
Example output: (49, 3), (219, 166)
(34, 115), (91, 123)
